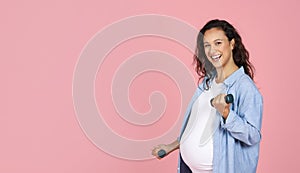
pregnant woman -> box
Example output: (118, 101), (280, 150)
(152, 19), (263, 173)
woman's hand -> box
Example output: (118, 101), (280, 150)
(151, 144), (170, 159)
(211, 93), (230, 119)
(151, 139), (179, 159)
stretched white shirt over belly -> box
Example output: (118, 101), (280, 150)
(180, 79), (225, 172)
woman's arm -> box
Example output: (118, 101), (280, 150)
(212, 78), (263, 146)
(221, 91), (263, 145)
(152, 139), (180, 159)
(219, 84), (263, 146)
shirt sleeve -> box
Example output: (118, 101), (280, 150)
(220, 80), (263, 146)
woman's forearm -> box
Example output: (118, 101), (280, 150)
(167, 139), (180, 154)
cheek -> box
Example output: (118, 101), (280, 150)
(204, 47), (210, 56)
(220, 45), (231, 54)
(204, 49), (209, 56)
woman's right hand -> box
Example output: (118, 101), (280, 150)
(152, 139), (180, 159)
(151, 144), (170, 159)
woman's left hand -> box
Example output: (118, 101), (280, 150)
(211, 93), (230, 119)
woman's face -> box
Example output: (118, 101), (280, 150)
(203, 28), (235, 70)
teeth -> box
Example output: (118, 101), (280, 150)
(212, 55), (221, 59)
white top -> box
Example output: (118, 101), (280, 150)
(180, 79), (225, 173)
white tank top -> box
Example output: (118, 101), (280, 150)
(180, 79), (225, 173)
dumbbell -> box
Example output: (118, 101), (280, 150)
(210, 94), (234, 107)
(157, 149), (166, 158)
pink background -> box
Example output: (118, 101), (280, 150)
(2, 0), (300, 172)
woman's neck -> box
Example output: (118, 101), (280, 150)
(215, 65), (239, 83)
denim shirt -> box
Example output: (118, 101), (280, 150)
(177, 67), (263, 173)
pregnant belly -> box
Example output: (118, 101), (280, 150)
(180, 134), (213, 171)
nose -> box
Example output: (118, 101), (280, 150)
(208, 45), (217, 56)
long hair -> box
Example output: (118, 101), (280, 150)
(193, 19), (255, 89)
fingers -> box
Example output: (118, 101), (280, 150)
(151, 146), (159, 156)
(151, 144), (166, 159)
(212, 94), (230, 117)
(151, 145), (161, 157)
(212, 94), (227, 107)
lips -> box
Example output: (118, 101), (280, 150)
(211, 54), (222, 61)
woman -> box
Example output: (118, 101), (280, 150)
(152, 19), (263, 173)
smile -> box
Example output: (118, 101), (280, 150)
(211, 54), (222, 61)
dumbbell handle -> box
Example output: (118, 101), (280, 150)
(157, 149), (166, 158)
(210, 94), (234, 107)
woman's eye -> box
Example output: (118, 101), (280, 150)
(216, 42), (222, 45)
(204, 44), (210, 48)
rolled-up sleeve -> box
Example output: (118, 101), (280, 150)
(220, 78), (263, 146)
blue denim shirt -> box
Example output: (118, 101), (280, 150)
(177, 67), (263, 173)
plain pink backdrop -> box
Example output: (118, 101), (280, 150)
(2, 0), (300, 172)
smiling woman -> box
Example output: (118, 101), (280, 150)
(152, 19), (263, 173)
(195, 19), (255, 89)
(203, 28), (238, 78)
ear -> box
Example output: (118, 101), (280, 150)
(230, 39), (235, 50)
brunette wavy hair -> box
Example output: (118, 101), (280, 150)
(193, 19), (255, 89)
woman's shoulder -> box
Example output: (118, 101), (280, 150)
(235, 74), (262, 97)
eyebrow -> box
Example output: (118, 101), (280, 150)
(203, 39), (224, 44)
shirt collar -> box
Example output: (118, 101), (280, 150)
(197, 66), (245, 90)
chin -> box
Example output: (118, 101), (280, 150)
(212, 62), (223, 69)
